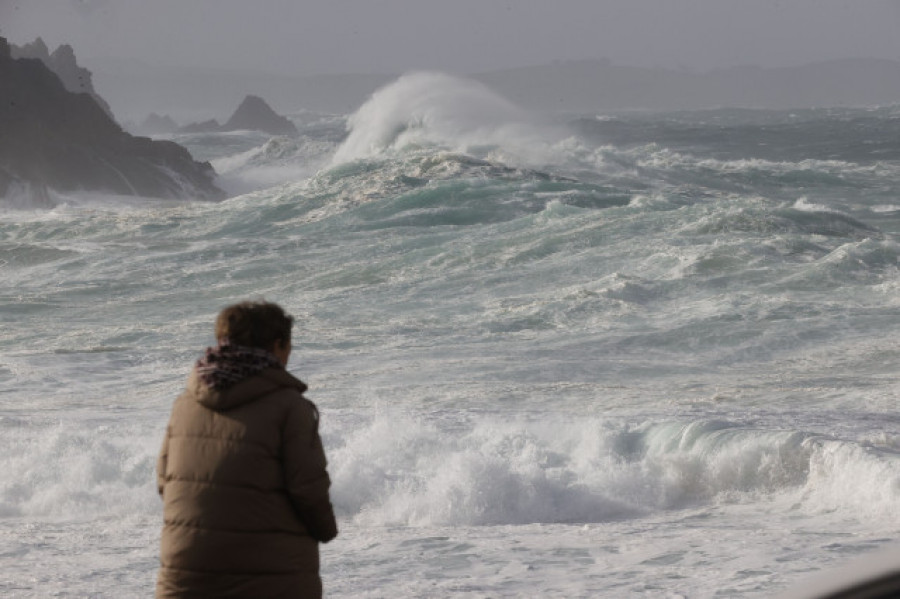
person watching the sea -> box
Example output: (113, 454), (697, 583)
(155, 301), (337, 598)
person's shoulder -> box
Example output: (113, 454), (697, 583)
(259, 368), (308, 394)
(257, 369), (316, 416)
(169, 370), (203, 409)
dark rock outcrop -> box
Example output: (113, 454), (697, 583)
(11, 37), (114, 120)
(179, 95), (298, 137)
(223, 95), (298, 137)
(0, 37), (224, 202)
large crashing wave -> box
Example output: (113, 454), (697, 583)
(331, 72), (561, 166)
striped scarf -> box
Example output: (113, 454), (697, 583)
(195, 341), (282, 390)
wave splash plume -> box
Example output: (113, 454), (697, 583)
(332, 72), (560, 166)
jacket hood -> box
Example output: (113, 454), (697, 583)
(187, 367), (308, 411)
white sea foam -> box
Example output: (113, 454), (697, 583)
(793, 196), (834, 213)
(211, 135), (335, 195)
(802, 438), (900, 519)
(575, 142), (900, 182)
(4, 411), (897, 536)
(0, 419), (160, 519)
(323, 413), (900, 528)
(1, 410), (895, 525)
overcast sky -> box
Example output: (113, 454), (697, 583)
(3, 0), (900, 75)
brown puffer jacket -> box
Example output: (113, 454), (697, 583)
(156, 367), (338, 599)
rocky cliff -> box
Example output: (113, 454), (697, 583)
(0, 37), (224, 202)
(11, 37), (115, 120)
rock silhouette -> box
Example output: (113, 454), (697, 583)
(0, 37), (224, 203)
(180, 95), (298, 137)
(223, 94), (299, 136)
(11, 37), (115, 120)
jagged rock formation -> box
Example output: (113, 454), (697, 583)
(9, 37), (49, 61)
(0, 37), (224, 202)
(179, 95), (298, 137)
(11, 37), (114, 119)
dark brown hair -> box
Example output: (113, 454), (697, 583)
(214, 301), (294, 350)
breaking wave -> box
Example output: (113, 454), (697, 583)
(331, 72), (563, 167)
(5, 413), (898, 528)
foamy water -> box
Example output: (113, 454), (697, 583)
(2, 74), (899, 597)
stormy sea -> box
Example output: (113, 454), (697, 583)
(2, 73), (899, 597)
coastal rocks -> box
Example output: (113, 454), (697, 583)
(180, 94), (298, 137)
(11, 37), (115, 120)
(0, 37), (224, 202)
(223, 94), (299, 137)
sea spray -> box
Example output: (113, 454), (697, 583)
(0, 418), (159, 519)
(331, 72), (563, 166)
